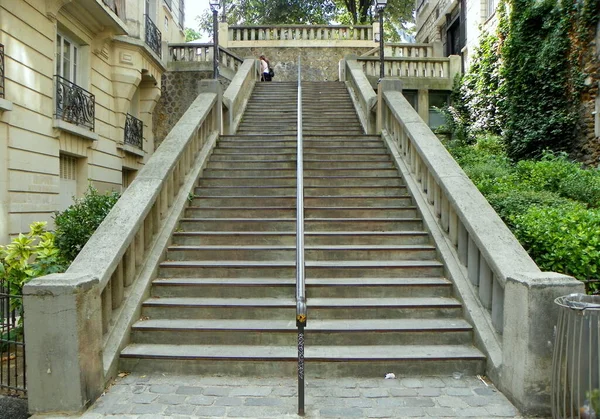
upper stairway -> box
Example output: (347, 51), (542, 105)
(120, 81), (485, 377)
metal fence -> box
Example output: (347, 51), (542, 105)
(54, 75), (96, 131)
(125, 113), (143, 149)
(0, 277), (27, 394)
(145, 14), (162, 58)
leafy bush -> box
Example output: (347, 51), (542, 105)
(512, 205), (600, 288)
(54, 186), (120, 263)
(0, 222), (67, 327)
(515, 152), (600, 207)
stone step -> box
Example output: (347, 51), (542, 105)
(194, 186), (408, 197)
(158, 260), (444, 279)
(177, 218), (423, 232)
(141, 297), (462, 320)
(190, 196), (413, 207)
(205, 160), (396, 169)
(129, 318), (473, 346)
(197, 177), (404, 188)
(151, 277), (453, 299)
(171, 231), (431, 246)
(165, 244), (438, 261)
(120, 344), (486, 377)
(202, 168), (399, 177)
(210, 152), (390, 162)
(184, 206), (418, 219)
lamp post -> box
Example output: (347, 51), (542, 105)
(209, 0), (220, 79)
(374, 0), (387, 81)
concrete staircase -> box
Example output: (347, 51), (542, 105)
(120, 81), (485, 377)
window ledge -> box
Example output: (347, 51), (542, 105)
(0, 98), (13, 112)
(54, 119), (99, 141)
(117, 142), (145, 157)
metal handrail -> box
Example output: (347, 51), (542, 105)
(295, 55), (306, 417)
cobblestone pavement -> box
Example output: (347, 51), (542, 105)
(34, 373), (545, 419)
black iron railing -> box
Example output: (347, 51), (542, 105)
(0, 43), (5, 99)
(0, 277), (27, 394)
(55, 75), (95, 131)
(125, 113), (143, 149)
(145, 14), (162, 58)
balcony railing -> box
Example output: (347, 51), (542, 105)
(124, 113), (143, 149)
(0, 43), (4, 99)
(145, 14), (162, 58)
(54, 75), (95, 131)
(164, 0), (172, 10)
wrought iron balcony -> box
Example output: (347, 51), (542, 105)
(125, 113), (143, 149)
(54, 75), (95, 131)
(0, 43), (4, 99)
(145, 14), (162, 58)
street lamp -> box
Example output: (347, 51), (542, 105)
(209, 0), (220, 79)
(373, 0), (387, 80)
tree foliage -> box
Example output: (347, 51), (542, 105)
(193, 0), (414, 41)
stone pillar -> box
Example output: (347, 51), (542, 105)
(377, 78), (402, 133)
(417, 89), (429, 124)
(432, 41), (443, 57)
(501, 272), (584, 416)
(23, 273), (104, 414)
(449, 54), (462, 81)
(218, 21), (229, 48)
(200, 79), (222, 134)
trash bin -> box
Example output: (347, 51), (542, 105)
(552, 294), (600, 419)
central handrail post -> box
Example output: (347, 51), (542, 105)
(296, 55), (307, 417)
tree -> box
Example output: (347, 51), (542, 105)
(184, 28), (202, 42)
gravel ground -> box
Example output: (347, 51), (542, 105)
(0, 394), (29, 419)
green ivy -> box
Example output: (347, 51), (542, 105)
(54, 185), (120, 263)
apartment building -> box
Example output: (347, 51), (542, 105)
(0, 0), (185, 244)
(415, 0), (498, 70)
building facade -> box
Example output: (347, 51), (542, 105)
(0, 0), (185, 245)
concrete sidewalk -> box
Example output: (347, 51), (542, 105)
(32, 372), (544, 418)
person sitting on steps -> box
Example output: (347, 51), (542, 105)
(260, 55), (272, 82)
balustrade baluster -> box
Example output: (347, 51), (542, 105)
(434, 185), (442, 218)
(102, 284), (112, 334)
(426, 173), (435, 204)
(478, 257), (493, 309)
(135, 228), (144, 267)
(449, 208), (458, 246)
(144, 215), (153, 249)
(152, 203), (160, 235)
(124, 245), (136, 287)
(457, 223), (468, 265)
(112, 263), (124, 309)
(467, 237), (480, 286)
(491, 280), (504, 333)
(441, 196), (449, 231)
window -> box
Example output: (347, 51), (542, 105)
(59, 154), (78, 211)
(56, 33), (79, 83)
(403, 91), (418, 111)
(429, 91), (450, 129)
(122, 168), (136, 189)
(487, 0), (497, 18)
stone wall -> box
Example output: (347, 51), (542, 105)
(229, 47), (375, 82)
(575, 21), (600, 167)
(153, 71), (229, 149)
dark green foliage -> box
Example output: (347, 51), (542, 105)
(500, 0), (579, 159)
(53, 186), (120, 263)
(512, 205), (600, 285)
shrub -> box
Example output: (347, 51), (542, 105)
(54, 185), (120, 263)
(0, 222), (67, 329)
(515, 151), (600, 207)
(512, 205), (600, 287)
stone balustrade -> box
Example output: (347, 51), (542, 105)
(168, 44), (243, 74)
(361, 42), (443, 58)
(357, 56), (461, 90)
(23, 80), (223, 414)
(376, 80), (583, 415)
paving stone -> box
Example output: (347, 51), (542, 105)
(244, 397), (284, 406)
(401, 378), (424, 388)
(149, 385), (177, 394)
(164, 404), (197, 415)
(175, 386), (204, 395)
(187, 395), (216, 406)
(425, 407), (459, 417)
(343, 397), (376, 408)
(132, 385), (147, 394)
(421, 377), (446, 388)
(474, 387), (498, 396)
(130, 404), (165, 415)
(436, 396), (470, 409)
(391, 407), (426, 417)
(388, 388), (418, 397)
(88, 402), (131, 415)
(226, 406), (294, 417)
(404, 397), (436, 407)
(214, 397), (243, 406)
(364, 409), (397, 418)
(445, 387), (474, 396)
(458, 407), (491, 416)
(417, 387), (442, 397)
(131, 393), (159, 404)
(319, 407), (365, 417)
(460, 396), (492, 407)
(331, 387), (361, 398)
(157, 395), (188, 405)
(193, 406), (227, 417)
(377, 397), (407, 407)
(361, 388), (390, 398)
(229, 387), (272, 397)
(271, 386), (297, 397)
(203, 387), (231, 397)
(442, 376), (468, 388)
